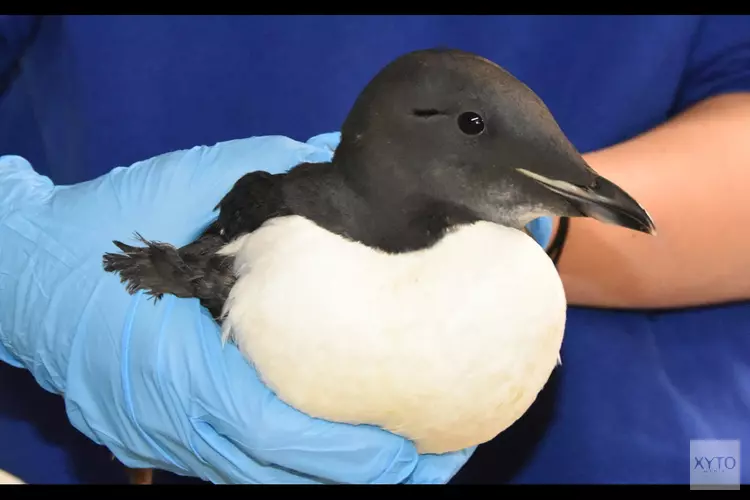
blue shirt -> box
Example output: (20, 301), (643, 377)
(2, 15), (750, 185)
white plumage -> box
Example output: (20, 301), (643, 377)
(218, 215), (566, 454)
(0, 469), (25, 484)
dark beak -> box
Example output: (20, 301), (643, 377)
(516, 167), (657, 235)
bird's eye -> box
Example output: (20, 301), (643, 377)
(457, 112), (485, 135)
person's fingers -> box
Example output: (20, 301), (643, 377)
(526, 216), (553, 248)
(405, 447), (476, 484)
(188, 407), (419, 484)
(92, 135), (335, 247)
(305, 131), (342, 153)
(45, 134), (340, 256)
(170, 308), (420, 484)
(179, 135), (333, 208)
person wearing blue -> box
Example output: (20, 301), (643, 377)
(1, 15), (749, 484)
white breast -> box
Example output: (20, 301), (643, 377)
(0, 469), (25, 484)
(218, 215), (566, 454)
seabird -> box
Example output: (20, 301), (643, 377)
(103, 48), (655, 465)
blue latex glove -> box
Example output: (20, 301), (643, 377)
(0, 132), (551, 484)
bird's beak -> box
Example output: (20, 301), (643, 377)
(516, 168), (657, 235)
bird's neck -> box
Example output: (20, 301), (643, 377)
(282, 162), (479, 254)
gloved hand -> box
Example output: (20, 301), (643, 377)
(0, 132), (552, 484)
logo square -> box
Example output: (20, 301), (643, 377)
(690, 439), (741, 490)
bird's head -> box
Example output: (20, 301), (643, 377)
(333, 48), (655, 236)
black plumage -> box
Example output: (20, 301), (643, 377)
(103, 170), (292, 321)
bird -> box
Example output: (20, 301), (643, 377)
(102, 48), (655, 484)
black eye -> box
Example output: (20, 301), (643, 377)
(457, 112), (485, 135)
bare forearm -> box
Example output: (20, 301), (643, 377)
(556, 92), (750, 309)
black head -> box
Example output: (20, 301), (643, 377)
(332, 48), (655, 236)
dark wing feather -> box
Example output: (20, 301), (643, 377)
(102, 170), (292, 322)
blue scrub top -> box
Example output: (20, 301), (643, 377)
(2, 15), (750, 185)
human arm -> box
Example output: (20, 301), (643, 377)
(552, 16), (750, 310)
(556, 92), (750, 310)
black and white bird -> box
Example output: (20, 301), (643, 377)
(103, 48), (655, 456)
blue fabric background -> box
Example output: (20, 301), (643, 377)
(1, 15), (749, 483)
